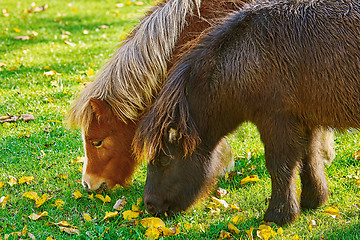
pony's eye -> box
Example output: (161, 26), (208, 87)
(159, 156), (171, 166)
(91, 140), (103, 147)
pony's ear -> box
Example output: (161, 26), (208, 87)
(168, 128), (178, 143)
(89, 98), (110, 118)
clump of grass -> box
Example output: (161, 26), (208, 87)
(1, 0), (359, 239)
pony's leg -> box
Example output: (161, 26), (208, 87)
(319, 126), (335, 165)
(217, 138), (234, 176)
(300, 126), (330, 210)
(257, 115), (304, 226)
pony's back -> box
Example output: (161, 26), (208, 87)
(182, 0), (360, 130)
(135, 0), (360, 159)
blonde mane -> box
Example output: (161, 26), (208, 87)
(67, 0), (201, 131)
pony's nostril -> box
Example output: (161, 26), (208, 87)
(146, 202), (157, 215)
(100, 182), (107, 191)
(83, 181), (90, 192)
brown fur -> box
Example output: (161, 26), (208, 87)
(67, 0), (244, 191)
(135, 0), (359, 226)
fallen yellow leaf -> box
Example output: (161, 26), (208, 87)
(232, 215), (245, 225)
(132, 204), (141, 211)
(277, 227), (284, 235)
(308, 220), (316, 231)
(59, 226), (80, 235)
(52, 199), (64, 209)
(257, 225), (277, 240)
(72, 190), (82, 199)
(211, 196), (229, 208)
(35, 193), (50, 207)
(246, 227), (254, 240)
(140, 217), (165, 228)
(23, 192), (39, 200)
(240, 175), (261, 185)
(44, 70), (60, 76)
(18, 176), (34, 184)
(103, 211), (118, 220)
(292, 235), (300, 240)
(83, 213), (92, 221)
(0, 181), (4, 188)
(219, 230), (231, 238)
(161, 224), (180, 236)
(227, 222), (240, 234)
(21, 225), (27, 237)
(88, 194), (93, 199)
(0, 195), (10, 209)
(122, 210), (139, 220)
(230, 203), (241, 211)
(57, 174), (68, 179)
(86, 67), (95, 76)
(13, 27), (21, 32)
(95, 194), (111, 203)
(323, 206), (340, 218)
(144, 226), (160, 239)
(184, 223), (192, 231)
(8, 176), (17, 186)
(29, 211), (48, 220)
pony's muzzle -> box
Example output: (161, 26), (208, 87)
(145, 199), (170, 216)
(82, 178), (107, 192)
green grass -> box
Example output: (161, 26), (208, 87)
(0, 0), (359, 239)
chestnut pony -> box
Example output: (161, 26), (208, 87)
(134, 0), (358, 226)
(67, 0), (245, 191)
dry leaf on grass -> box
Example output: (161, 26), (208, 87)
(14, 36), (35, 40)
(122, 210), (139, 220)
(0, 195), (10, 209)
(227, 222), (240, 234)
(83, 213), (92, 221)
(211, 196), (229, 208)
(145, 226), (160, 239)
(323, 206), (340, 218)
(246, 227), (254, 240)
(35, 194), (51, 207)
(8, 176), (17, 186)
(18, 176), (34, 184)
(72, 190), (82, 199)
(140, 217), (165, 228)
(95, 194), (111, 203)
(48, 221), (80, 235)
(0, 114), (34, 123)
(23, 192), (39, 200)
(29, 211), (48, 220)
(256, 225), (277, 240)
(103, 211), (118, 220)
(215, 187), (229, 197)
(240, 175), (261, 185)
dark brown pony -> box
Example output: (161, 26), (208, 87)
(134, 0), (360, 226)
(67, 0), (244, 191)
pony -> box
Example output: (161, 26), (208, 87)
(134, 0), (360, 226)
(67, 0), (245, 191)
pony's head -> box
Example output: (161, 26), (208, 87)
(68, 96), (137, 191)
(142, 128), (233, 216)
(133, 60), (233, 216)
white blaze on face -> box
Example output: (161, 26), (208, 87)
(81, 129), (89, 186)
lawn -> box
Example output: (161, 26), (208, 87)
(0, 0), (359, 239)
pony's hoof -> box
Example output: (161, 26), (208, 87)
(263, 205), (300, 226)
